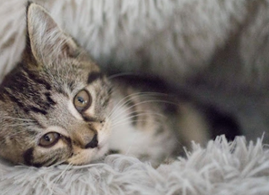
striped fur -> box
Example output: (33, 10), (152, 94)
(0, 3), (209, 166)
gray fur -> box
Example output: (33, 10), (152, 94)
(0, 3), (209, 167)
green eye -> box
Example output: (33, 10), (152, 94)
(73, 90), (92, 112)
(39, 132), (60, 148)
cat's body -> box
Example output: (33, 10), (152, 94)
(0, 3), (209, 167)
(110, 77), (209, 164)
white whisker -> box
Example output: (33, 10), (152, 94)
(110, 98), (177, 122)
(107, 72), (136, 80)
(111, 112), (165, 128)
(6, 123), (35, 127)
(2, 116), (35, 122)
(108, 92), (151, 117)
(109, 91), (170, 118)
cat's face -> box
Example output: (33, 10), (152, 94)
(0, 3), (113, 166)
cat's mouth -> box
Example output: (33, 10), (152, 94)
(66, 142), (109, 165)
(94, 143), (109, 159)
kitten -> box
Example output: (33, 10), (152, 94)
(0, 3), (209, 167)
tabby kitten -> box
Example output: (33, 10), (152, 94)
(0, 3), (209, 167)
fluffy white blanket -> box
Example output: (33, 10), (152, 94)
(1, 136), (269, 195)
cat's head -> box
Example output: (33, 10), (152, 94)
(0, 3), (113, 166)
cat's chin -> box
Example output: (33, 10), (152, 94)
(66, 143), (109, 165)
(92, 143), (110, 161)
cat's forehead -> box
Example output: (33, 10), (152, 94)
(0, 61), (103, 113)
(41, 54), (100, 83)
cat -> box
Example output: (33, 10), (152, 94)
(0, 2), (210, 167)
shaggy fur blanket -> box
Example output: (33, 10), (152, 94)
(1, 136), (269, 195)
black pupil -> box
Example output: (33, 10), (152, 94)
(43, 135), (51, 142)
(77, 96), (85, 104)
(44, 135), (52, 142)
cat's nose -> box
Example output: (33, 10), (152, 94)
(85, 134), (98, 148)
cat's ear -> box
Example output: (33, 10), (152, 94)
(26, 3), (78, 66)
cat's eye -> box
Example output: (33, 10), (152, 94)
(39, 132), (60, 148)
(74, 90), (92, 112)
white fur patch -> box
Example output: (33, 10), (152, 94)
(109, 104), (170, 160)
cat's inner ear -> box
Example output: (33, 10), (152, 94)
(26, 3), (78, 66)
